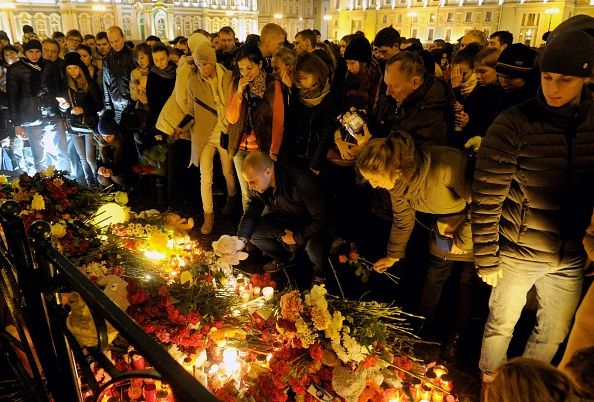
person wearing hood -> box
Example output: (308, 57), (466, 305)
(471, 30), (594, 391)
(59, 52), (102, 186)
(6, 39), (48, 173)
(146, 43), (176, 130)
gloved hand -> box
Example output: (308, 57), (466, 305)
(478, 270), (503, 287)
(465, 136), (482, 152)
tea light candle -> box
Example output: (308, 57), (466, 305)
(253, 286), (261, 296)
(240, 291), (251, 303)
(262, 287), (274, 301)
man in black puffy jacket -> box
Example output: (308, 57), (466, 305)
(472, 30), (594, 385)
(102, 26), (135, 123)
(6, 40), (48, 173)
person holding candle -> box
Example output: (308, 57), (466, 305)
(236, 151), (331, 284)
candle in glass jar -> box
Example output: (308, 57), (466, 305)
(433, 365), (448, 379)
(240, 291), (251, 302)
(253, 286), (261, 296)
(143, 383), (157, 402)
(431, 388), (445, 402)
(132, 354), (145, 370)
(409, 378), (422, 401)
(262, 287), (274, 301)
(421, 384), (432, 401)
(440, 375), (452, 392)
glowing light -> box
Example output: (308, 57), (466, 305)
(92, 4), (106, 10)
(545, 7), (559, 14)
(225, 10), (234, 15)
(209, 364), (219, 375)
(222, 347), (239, 373)
(0, 2), (16, 8)
(92, 203), (128, 228)
(406, 11), (417, 17)
(273, 13), (283, 19)
(323, 14), (332, 20)
(144, 250), (167, 260)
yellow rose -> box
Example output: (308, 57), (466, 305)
(31, 193), (45, 211)
(0, 175), (7, 185)
(51, 223), (67, 239)
(114, 191), (129, 205)
(42, 166), (56, 177)
(12, 178), (20, 190)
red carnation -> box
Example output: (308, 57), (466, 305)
(309, 342), (324, 361)
(187, 311), (201, 325)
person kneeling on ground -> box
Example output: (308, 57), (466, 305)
(236, 151), (332, 284)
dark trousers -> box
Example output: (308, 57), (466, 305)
(419, 254), (478, 334)
(250, 212), (331, 277)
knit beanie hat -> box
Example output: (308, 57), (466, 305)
(98, 109), (118, 135)
(548, 14), (594, 43)
(188, 32), (210, 53)
(64, 51), (92, 81)
(344, 36), (372, 63)
(194, 42), (216, 65)
(496, 43), (537, 78)
(0, 31), (9, 42)
(23, 39), (42, 53)
(540, 30), (594, 77)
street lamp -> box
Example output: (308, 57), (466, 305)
(273, 13), (283, 19)
(406, 11), (417, 37)
(545, 7), (559, 31)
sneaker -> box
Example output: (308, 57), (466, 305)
(263, 258), (296, 273)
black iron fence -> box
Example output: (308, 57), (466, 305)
(0, 200), (218, 402)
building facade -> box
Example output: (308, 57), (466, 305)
(325, 0), (594, 46)
(257, 0), (315, 40)
(0, 0), (260, 43)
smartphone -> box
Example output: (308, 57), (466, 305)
(338, 111), (365, 139)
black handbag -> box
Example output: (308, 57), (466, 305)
(64, 88), (95, 135)
(193, 96), (229, 150)
(120, 101), (150, 134)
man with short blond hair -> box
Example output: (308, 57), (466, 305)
(103, 26), (135, 122)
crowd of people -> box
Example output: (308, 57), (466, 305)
(1, 14), (594, 402)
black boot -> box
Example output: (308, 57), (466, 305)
(221, 193), (239, 215)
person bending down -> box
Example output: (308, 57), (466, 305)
(236, 151), (332, 284)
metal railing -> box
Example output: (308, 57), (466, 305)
(0, 200), (218, 402)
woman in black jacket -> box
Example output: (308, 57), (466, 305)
(96, 109), (138, 189)
(60, 52), (102, 185)
(284, 52), (338, 173)
(146, 43), (176, 134)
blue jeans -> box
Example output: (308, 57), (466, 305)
(479, 255), (583, 374)
(13, 122), (47, 173)
(43, 117), (70, 172)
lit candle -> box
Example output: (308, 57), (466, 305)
(253, 286), (261, 296)
(132, 355), (145, 370)
(240, 291), (250, 302)
(421, 384), (432, 401)
(143, 383), (157, 402)
(431, 388), (445, 402)
(262, 287), (274, 301)
(433, 365), (448, 378)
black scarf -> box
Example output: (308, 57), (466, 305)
(150, 63), (177, 80)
